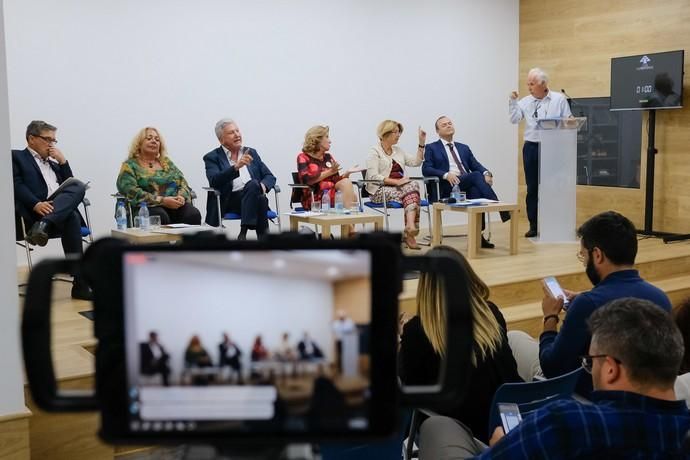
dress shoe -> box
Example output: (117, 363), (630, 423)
(26, 221), (50, 247)
(237, 232), (247, 241)
(71, 284), (93, 301)
(481, 236), (495, 249)
(500, 211), (511, 222)
(524, 228), (538, 238)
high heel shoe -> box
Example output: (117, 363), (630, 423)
(403, 229), (421, 250)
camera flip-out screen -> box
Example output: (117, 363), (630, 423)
(122, 248), (388, 438)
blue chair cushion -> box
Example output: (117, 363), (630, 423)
(223, 210), (278, 220)
(80, 227), (91, 237)
(420, 199), (430, 207)
(364, 201), (404, 209)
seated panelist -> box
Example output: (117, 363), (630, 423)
(116, 127), (201, 225)
(366, 119), (426, 249)
(296, 125), (359, 211)
(422, 116), (510, 248)
(12, 120), (91, 300)
(203, 118), (276, 240)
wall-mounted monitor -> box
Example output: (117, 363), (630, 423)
(610, 50), (684, 111)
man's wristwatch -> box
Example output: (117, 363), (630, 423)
(543, 314), (559, 325)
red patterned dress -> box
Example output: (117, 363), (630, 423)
(296, 152), (345, 209)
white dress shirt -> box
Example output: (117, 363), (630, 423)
(29, 148), (60, 197)
(441, 140), (462, 176)
(508, 90), (572, 142)
(223, 146), (252, 192)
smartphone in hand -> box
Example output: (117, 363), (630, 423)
(544, 276), (570, 309)
(498, 403), (522, 434)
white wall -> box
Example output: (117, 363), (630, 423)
(5, 0), (519, 263)
(124, 262), (335, 383)
(0, 1), (27, 416)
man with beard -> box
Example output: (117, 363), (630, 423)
(539, 211), (671, 390)
(508, 211), (671, 391)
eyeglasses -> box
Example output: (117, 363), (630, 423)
(581, 354), (622, 374)
(33, 135), (58, 144)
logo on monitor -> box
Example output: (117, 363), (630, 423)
(636, 55), (654, 71)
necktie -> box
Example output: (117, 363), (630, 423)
(447, 143), (467, 175)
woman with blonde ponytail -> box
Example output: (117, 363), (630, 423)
(398, 246), (521, 443)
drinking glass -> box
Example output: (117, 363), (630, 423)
(149, 215), (161, 230)
(311, 200), (321, 213)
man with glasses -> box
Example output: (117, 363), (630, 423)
(509, 68), (571, 237)
(422, 115), (510, 249)
(12, 120), (91, 300)
(509, 211), (671, 390)
(419, 298), (690, 459)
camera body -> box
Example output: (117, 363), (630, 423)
(22, 232), (474, 448)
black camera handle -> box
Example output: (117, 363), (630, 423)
(22, 258), (99, 411)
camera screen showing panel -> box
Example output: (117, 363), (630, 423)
(122, 250), (371, 435)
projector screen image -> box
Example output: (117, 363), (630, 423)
(123, 249), (371, 434)
(610, 50), (684, 111)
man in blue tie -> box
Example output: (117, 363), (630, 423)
(422, 116), (509, 248)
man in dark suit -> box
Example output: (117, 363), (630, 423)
(139, 331), (170, 386)
(297, 332), (324, 361)
(219, 332), (243, 383)
(12, 120), (91, 299)
(422, 116), (510, 248)
(204, 119), (276, 240)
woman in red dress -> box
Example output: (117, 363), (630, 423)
(296, 125), (357, 212)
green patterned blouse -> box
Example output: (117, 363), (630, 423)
(116, 157), (193, 207)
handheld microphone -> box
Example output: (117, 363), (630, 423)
(439, 197), (457, 204)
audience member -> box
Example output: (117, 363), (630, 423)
(419, 298), (690, 459)
(298, 332), (324, 361)
(116, 127), (201, 225)
(509, 211), (672, 392)
(365, 120), (426, 249)
(219, 332), (243, 383)
(139, 331), (171, 386)
(296, 125), (359, 234)
(422, 116), (509, 249)
(203, 119), (276, 239)
(674, 298), (690, 406)
(12, 120), (92, 300)
(398, 246), (521, 442)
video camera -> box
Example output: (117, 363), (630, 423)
(22, 232), (474, 453)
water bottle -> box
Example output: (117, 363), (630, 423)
(115, 200), (127, 230)
(451, 184), (461, 202)
(138, 202), (150, 230)
(321, 189), (330, 213)
(334, 190), (344, 214)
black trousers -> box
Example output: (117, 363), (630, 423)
(143, 202), (202, 225)
(522, 141), (540, 229)
(41, 180), (86, 257)
(222, 180), (269, 232)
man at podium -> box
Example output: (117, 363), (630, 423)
(509, 68), (571, 238)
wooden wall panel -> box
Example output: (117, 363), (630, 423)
(519, 0), (690, 231)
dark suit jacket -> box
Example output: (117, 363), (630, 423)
(203, 146), (277, 225)
(219, 342), (242, 369)
(140, 342), (169, 375)
(298, 340), (324, 360)
(12, 148), (74, 224)
(422, 140), (488, 201)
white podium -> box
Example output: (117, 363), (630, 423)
(341, 331), (359, 377)
(536, 117), (587, 243)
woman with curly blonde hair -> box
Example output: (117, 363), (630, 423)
(116, 127), (201, 225)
